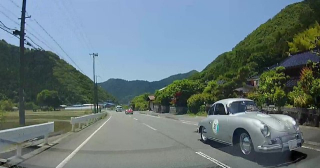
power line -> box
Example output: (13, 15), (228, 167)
(0, 3), (19, 18)
(26, 36), (44, 50)
(53, 0), (90, 52)
(0, 25), (18, 38)
(0, 10), (20, 25)
(61, 0), (93, 50)
(32, 18), (84, 73)
(8, 0), (20, 9)
(0, 4), (55, 51)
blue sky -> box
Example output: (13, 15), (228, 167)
(0, 0), (301, 82)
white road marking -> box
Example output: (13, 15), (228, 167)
(195, 151), (231, 168)
(302, 145), (320, 152)
(143, 123), (157, 131)
(133, 118), (138, 120)
(55, 116), (112, 168)
(181, 121), (198, 126)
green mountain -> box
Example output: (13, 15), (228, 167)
(0, 39), (116, 105)
(99, 70), (198, 104)
(190, 0), (320, 82)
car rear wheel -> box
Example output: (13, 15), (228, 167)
(200, 127), (208, 143)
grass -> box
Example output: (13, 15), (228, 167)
(187, 111), (207, 117)
(0, 110), (88, 133)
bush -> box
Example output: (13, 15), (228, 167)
(0, 99), (14, 111)
(187, 93), (214, 114)
(25, 102), (39, 110)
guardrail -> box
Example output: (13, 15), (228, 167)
(0, 122), (54, 157)
(70, 112), (107, 131)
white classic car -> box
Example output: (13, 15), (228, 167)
(198, 98), (304, 157)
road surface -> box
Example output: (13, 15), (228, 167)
(18, 111), (320, 168)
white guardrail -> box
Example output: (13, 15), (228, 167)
(0, 122), (54, 157)
(70, 112), (107, 131)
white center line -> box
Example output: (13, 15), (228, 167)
(302, 145), (320, 152)
(143, 123), (157, 131)
(133, 118), (138, 120)
(55, 116), (112, 168)
(195, 151), (231, 168)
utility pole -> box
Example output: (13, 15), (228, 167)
(96, 76), (99, 113)
(18, 0), (27, 126)
(90, 53), (98, 113)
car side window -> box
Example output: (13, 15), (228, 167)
(208, 105), (215, 115)
(214, 103), (227, 115)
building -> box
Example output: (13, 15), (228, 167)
(147, 95), (155, 111)
(235, 51), (320, 95)
(270, 51), (320, 89)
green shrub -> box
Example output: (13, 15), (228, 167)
(0, 99), (14, 111)
(25, 102), (39, 110)
(187, 93), (214, 114)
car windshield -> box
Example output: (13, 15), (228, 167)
(228, 101), (259, 114)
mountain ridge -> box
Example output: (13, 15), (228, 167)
(99, 70), (198, 103)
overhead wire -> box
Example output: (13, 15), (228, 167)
(61, 0), (93, 51)
(32, 18), (84, 73)
(1, 3), (56, 52)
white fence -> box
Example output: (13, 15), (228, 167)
(70, 112), (107, 131)
(0, 122), (54, 157)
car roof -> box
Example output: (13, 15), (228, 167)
(213, 98), (253, 106)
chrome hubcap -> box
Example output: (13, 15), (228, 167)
(240, 133), (252, 155)
(201, 129), (207, 141)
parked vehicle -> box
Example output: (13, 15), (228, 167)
(198, 98), (304, 158)
(125, 108), (133, 115)
(115, 105), (122, 112)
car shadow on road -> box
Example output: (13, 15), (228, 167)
(200, 139), (307, 167)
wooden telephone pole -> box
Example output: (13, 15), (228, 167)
(19, 0), (27, 126)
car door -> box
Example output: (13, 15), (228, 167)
(210, 103), (230, 143)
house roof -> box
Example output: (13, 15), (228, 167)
(148, 95), (155, 101)
(234, 85), (254, 93)
(272, 52), (320, 69)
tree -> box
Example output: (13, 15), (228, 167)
(273, 87), (287, 111)
(37, 90), (61, 110)
(289, 67), (320, 108)
(155, 79), (204, 107)
(130, 93), (149, 111)
(288, 22), (320, 53)
(187, 93), (215, 114)
(258, 66), (288, 104)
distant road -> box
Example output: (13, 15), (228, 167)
(18, 111), (320, 168)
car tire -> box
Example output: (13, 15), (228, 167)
(200, 127), (208, 143)
(234, 130), (255, 159)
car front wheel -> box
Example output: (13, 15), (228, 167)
(234, 130), (255, 158)
(200, 127), (208, 143)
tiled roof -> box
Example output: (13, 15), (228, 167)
(273, 52), (320, 69)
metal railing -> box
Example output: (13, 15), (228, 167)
(70, 112), (107, 131)
(0, 122), (54, 157)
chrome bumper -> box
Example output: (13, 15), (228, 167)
(257, 134), (304, 153)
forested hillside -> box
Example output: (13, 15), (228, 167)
(0, 39), (116, 105)
(190, 0), (320, 82)
(99, 70), (198, 104)
(136, 0), (320, 114)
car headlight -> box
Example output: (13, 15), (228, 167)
(287, 118), (299, 131)
(261, 125), (270, 137)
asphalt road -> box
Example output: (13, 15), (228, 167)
(18, 111), (320, 168)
